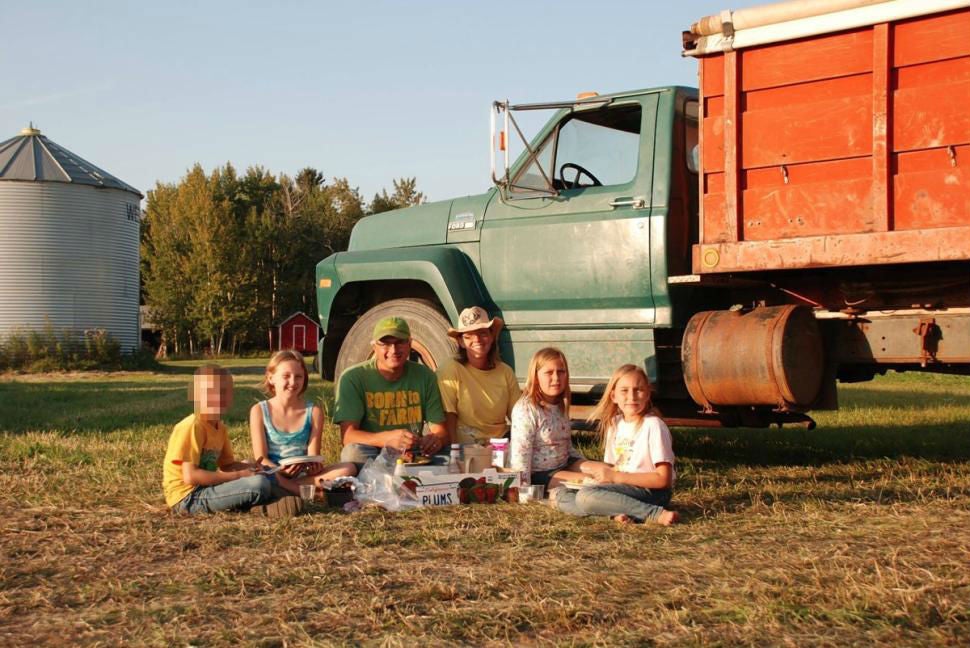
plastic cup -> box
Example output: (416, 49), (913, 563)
(519, 487), (533, 504)
(532, 484), (545, 500)
(299, 484), (315, 502)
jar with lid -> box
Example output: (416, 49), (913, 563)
(489, 438), (509, 468)
(447, 443), (462, 474)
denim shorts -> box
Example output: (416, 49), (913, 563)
(529, 464), (570, 487)
(529, 456), (586, 486)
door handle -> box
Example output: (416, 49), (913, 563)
(609, 196), (646, 209)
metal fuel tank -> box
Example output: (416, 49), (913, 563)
(682, 304), (824, 412)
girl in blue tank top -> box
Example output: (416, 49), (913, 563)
(250, 350), (356, 496)
(259, 399), (313, 464)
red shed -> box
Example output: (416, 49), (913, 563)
(273, 312), (320, 354)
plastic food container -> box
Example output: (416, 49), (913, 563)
(489, 438), (509, 468)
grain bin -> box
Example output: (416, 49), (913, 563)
(0, 126), (143, 351)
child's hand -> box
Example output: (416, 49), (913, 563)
(581, 462), (615, 484)
(305, 462), (325, 476)
(280, 464), (304, 478)
(230, 459), (262, 477)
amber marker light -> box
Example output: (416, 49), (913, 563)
(576, 91), (599, 99)
(498, 131), (506, 152)
(319, 278), (332, 288)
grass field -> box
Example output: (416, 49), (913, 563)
(1, 363), (969, 646)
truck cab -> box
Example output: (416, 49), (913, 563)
(316, 86), (702, 404)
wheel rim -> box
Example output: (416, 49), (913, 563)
(409, 338), (438, 370)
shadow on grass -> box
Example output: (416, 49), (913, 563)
(671, 422), (970, 466)
(671, 457), (970, 521)
(572, 419), (970, 470)
(1, 381), (220, 434)
(0, 377), (337, 435)
(673, 485), (966, 522)
(154, 364), (196, 376)
(836, 385), (970, 409)
(156, 362), (268, 376)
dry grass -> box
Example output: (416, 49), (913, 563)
(1, 364), (969, 646)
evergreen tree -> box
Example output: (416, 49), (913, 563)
(369, 177), (426, 214)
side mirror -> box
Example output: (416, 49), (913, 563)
(490, 100), (511, 190)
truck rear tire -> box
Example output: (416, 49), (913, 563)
(334, 298), (456, 380)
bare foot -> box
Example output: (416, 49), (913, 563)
(656, 509), (679, 526)
(612, 514), (633, 525)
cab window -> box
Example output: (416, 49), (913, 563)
(555, 104), (641, 189)
(512, 135), (556, 193)
(685, 100), (699, 174)
(511, 103), (642, 193)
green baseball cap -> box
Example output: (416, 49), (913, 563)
(372, 316), (411, 342)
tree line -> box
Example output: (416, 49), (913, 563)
(141, 164), (424, 356)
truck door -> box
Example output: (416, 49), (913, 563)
(480, 94), (658, 386)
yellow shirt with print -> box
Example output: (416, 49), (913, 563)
(162, 413), (235, 507)
(436, 360), (521, 444)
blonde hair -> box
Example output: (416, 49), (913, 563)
(522, 347), (571, 414)
(260, 349), (309, 396)
(588, 364), (654, 437)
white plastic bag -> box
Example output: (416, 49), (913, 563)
(353, 448), (420, 512)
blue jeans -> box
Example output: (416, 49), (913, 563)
(174, 474), (274, 514)
(555, 483), (672, 523)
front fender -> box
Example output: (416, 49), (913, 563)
(315, 246), (489, 331)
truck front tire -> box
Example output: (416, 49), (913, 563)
(334, 298), (457, 380)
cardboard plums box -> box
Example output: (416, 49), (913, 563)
(406, 468), (521, 507)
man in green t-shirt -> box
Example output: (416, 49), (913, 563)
(334, 316), (449, 465)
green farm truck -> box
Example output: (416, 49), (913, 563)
(316, 0), (970, 426)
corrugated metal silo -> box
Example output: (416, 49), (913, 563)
(0, 126), (143, 351)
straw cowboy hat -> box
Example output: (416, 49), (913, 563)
(447, 306), (504, 339)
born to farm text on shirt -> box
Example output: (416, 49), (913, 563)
(366, 390), (423, 426)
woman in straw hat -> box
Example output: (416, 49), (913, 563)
(435, 306), (521, 445)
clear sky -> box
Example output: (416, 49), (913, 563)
(1, 0), (761, 204)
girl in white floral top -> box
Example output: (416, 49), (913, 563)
(509, 348), (592, 491)
(554, 364), (678, 525)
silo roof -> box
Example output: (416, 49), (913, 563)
(0, 126), (142, 197)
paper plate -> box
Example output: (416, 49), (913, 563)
(562, 481), (594, 490)
(278, 455), (325, 466)
(404, 456), (433, 466)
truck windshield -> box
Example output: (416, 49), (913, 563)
(511, 103), (641, 193)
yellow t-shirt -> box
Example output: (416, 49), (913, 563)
(436, 360), (522, 444)
(162, 413), (235, 507)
